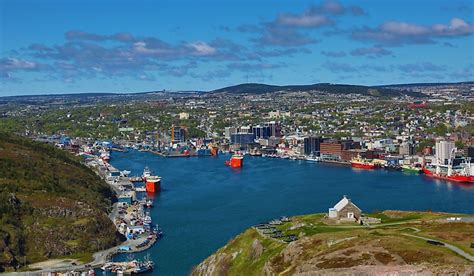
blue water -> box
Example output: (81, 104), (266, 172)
(109, 150), (474, 275)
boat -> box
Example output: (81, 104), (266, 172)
(225, 152), (243, 168)
(402, 163), (423, 174)
(146, 199), (153, 208)
(102, 258), (154, 274)
(120, 170), (131, 177)
(142, 167), (161, 193)
(306, 155), (320, 162)
(142, 166), (151, 181)
(143, 213), (152, 226)
(422, 150), (474, 183)
(351, 156), (378, 169)
(145, 176), (161, 193)
(100, 150), (110, 162)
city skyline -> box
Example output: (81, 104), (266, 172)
(1, 0), (473, 96)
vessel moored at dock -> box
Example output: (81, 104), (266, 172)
(142, 166), (161, 193)
(351, 156), (379, 169)
(422, 148), (474, 183)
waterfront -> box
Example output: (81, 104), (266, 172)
(110, 150), (474, 275)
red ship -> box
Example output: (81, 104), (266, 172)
(351, 156), (378, 169)
(422, 151), (474, 184)
(225, 153), (243, 168)
(142, 167), (161, 193)
(422, 168), (474, 183)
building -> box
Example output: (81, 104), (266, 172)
(467, 147), (474, 159)
(171, 126), (187, 143)
(320, 141), (343, 157)
(252, 125), (271, 139)
(265, 121), (282, 137)
(230, 133), (255, 145)
(304, 136), (323, 156)
(399, 142), (415, 156)
(179, 112), (190, 120)
(224, 127), (237, 139)
(328, 195), (362, 221)
(435, 140), (455, 164)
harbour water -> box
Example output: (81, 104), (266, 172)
(110, 150), (474, 275)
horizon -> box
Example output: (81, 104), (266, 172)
(1, 80), (473, 98)
(1, 0), (474, 96)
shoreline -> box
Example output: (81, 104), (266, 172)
(7, 154), (158, 275)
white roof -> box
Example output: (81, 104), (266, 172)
(333, 196), (361, 212)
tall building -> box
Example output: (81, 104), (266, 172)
(467, 147), (474, 159)
(224, 127), (237, 139)
(435, 140), (455, 164)
(304, 136), (323, 155)
(230, 133), (255, 145)
(399, 142), (415, 156)
(171, 126), (186, 143)
(265, 121), (281, 137)
(252, 125), (271, 139)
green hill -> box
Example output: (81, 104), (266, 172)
(193, 211), (474, 275)
(210, 83), (426, 97)
(0, 133), (124, 272)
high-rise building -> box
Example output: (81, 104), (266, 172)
(230, 133), (255, 145)
(467, 147), (474, 159)
(435, 140), (455, 164)
(304, 136), (323, 155)
(171, 126), (186, 143)
(265, 121), (281, 137)
(252, 125), (271, 139)
(399, 142), (415, 156)
(224, 127), (237, 139)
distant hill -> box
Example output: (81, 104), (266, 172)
(379, 81), (474, 88)
(210, 83), (426, 97)
(0, 134), (124, 271)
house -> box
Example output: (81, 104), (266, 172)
(328, 195), (362, 221)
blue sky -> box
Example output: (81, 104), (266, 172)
(0, 0), (473, 96)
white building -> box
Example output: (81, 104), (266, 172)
(328, 195), (362, 221)
(435, 140), (455, 165)
(224, 127), (237, 139)
(179, 112), (190, 120)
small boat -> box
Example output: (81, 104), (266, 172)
(146, 199), (153, 208)
(144, 213), (152, 226)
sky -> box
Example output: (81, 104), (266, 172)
(0, 0), (473, 96)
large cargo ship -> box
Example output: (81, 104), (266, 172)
(142, 167), (161, 193)
(351, 156), (378, 169)
(225, 153), (243, 168)
(422, 159), (473, 183)
(422, 146), (473, 183)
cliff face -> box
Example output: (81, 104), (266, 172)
(0, 134), (124, 272)
(193, 211), (474, 275)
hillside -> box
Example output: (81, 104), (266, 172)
(210, 83), (426, 97)
(193, 211), (474, 275)
(0, 133), (124, 272)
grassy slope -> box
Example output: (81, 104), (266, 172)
(193, 211), (474, 275)
(0, 133), (124, 272)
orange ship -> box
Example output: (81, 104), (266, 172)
(142, 167), (161, 193)
(225, 153), (243, 168)
(145, 176), (161, 193)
